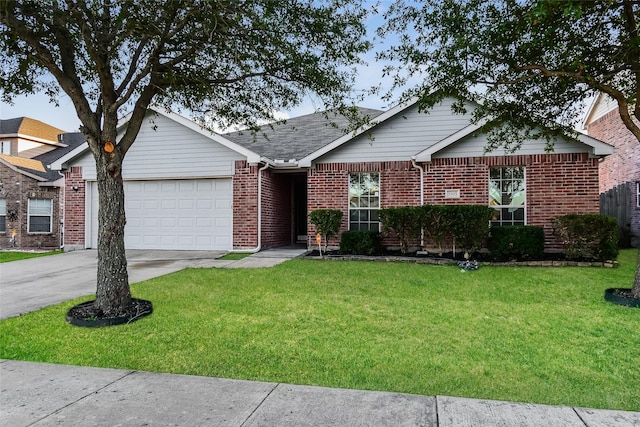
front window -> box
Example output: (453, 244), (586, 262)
(489, 167), (525, 226)
(28, 198), (53, 233)
(349, 172), (380, 231)
(0, 199), (5, 232)
(0, 141), (10, 155)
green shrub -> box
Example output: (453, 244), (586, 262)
(419, 205), (451, 255)
(340, 230), (382, 255)
(419, 205), (493, 257)
(489, 226), (545, 261)
(379, 206), (422, 254)
(446, 205), (494, 257)
(309, 209), (343, 252)
(552, 214), (619, 261)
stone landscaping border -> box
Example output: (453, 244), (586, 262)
(307, 254), (618, 268)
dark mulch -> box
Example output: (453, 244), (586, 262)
(66, 298), (153, 327)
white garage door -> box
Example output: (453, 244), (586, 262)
(89, 179), (232, 250)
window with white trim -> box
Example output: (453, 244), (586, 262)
(349, 172), (380, 231)
(0, 141), (10, 155)
(637, 182), (640, 208)
(0, 199), (6, 232)
(489, 167), (526, 226)
(28, 198), (53, 233)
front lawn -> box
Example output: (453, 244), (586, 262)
(1, 249), (639, 411)
(0, 250), (61, 263)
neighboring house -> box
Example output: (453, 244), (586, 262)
(0, 117), (85, 249)
(583, 93), (640, 247)
(52, 98), (613, 253)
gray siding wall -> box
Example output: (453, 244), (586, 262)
(74, 113), (245, 180)
(315, 99), (473, 164)
(433, 131), (594, 159)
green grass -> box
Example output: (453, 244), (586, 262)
(0, 250), (61, 263)
(218, 252), (252, 260)
(1, 250), (639, 411)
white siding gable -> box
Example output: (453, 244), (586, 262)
(433, 131), (597, 159)
(73, 113), (246, 180)
(584, 93), (617, 127)
(315, 99), (473, 164)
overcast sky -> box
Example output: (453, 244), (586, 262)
(0, 3), (406, 133)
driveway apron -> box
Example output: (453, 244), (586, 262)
(0, 249), (226, 320)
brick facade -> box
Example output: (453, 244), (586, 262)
(585, 107), (640, 247)
(586, 108), (640, 192)
(62, 167), (86, 250)
(307, 155), (600, 251)
(261, 171), (295, 248)
(0, 163), (61, 249)
(61, 155), (602, 253)
(232, 161), (259, 248)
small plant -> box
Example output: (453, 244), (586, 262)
(309, 209), (343, 253)
(552, 214), (619, 261)
(339, 230), (382, 255)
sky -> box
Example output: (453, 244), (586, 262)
(0, 3), (405, 133)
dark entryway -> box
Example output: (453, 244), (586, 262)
(292, 174), (308, 244)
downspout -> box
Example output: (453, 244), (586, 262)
(60, 181), (65, 250)
(411, 157), (425, 247)
(229, 159), (271, 253)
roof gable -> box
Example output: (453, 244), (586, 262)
(414, 123), (614, 162)
(0, 155), (47, 181)
(0, 117), (67, 144)
(52, 107), (260, 171)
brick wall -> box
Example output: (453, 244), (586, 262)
(233, 161), (259, 248)
(308, 161), (421, 249)
(261, 171), (293, 248)
(0, 164), (61, 249)
(586, 108), (640, 246)
(63, 167), (86, 250)
(586, 108), (640, 192)
(307, 155), (600, 251)
(233, 162), (294, 249)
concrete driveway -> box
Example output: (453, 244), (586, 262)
(0, 249), (226, 320)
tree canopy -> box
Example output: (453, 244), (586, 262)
(379, 0), (640, 150)
(0, 0), (371, 316)
(380, 0), (640, 297)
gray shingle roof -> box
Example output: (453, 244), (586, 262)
(0, 117), (24, 134)
(30, 132), (87, 181)
(224, 107), (384, 161)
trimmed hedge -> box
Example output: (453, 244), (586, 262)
(489, 226), (545, 261)
(552, 214), (619, 261)
(419, 205), (493, 256)
(340, 230), (382, 255)
(379, 206), (422, 254)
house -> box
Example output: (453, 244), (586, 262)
(583, 93), (640, 247)
(53, 98), (614, 253)
(0, 117), (84, 249)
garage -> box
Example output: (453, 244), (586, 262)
(89, 178), (232, 250)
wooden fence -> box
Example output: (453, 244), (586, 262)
(600, 182), (631, 247)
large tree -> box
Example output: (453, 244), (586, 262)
(1, 0), (370, 317)
(380, 0), (640, 299)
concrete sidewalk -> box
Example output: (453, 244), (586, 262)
(1, 360), (638, 427)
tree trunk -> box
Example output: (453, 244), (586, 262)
(93, 149), (132, 316)
(632, 250), (640, 300)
